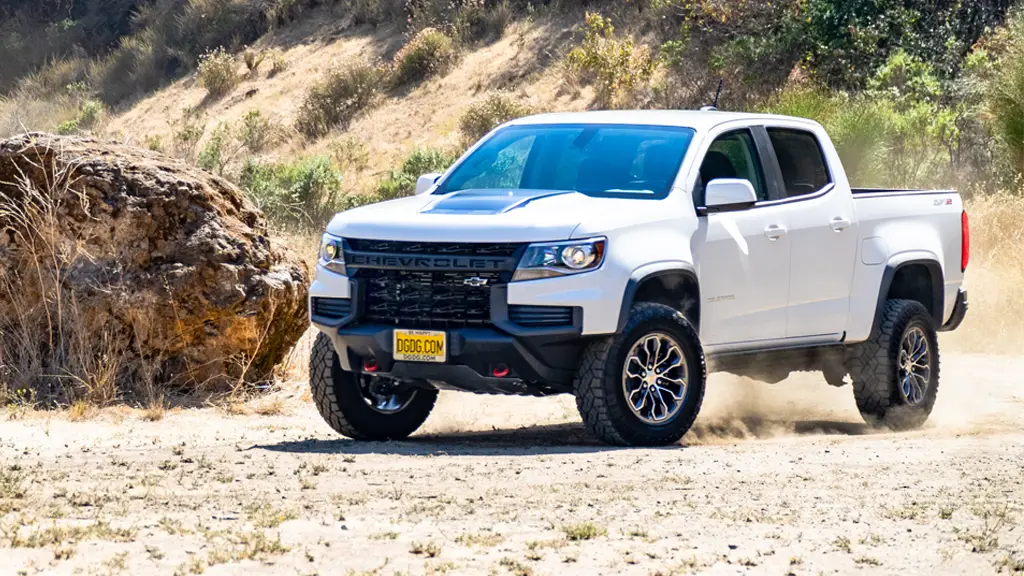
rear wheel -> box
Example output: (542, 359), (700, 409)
(574, 303), (706, 446)
(309, 333), (437, 440)
(848, 299), (939, 430)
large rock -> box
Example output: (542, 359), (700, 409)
(0, 133), (310, 400)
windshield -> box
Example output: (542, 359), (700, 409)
(436, 124), (696, 199)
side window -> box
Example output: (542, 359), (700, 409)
(695, 130), (768, 206)
(767, 129), (831, 197)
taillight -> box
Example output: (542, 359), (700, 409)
(961, 210), (970, 272)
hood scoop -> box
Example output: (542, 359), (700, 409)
(421, 189), (575, 215)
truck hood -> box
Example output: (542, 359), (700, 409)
(326, 189), (674, 243)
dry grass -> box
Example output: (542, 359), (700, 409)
(561, 521), (605, 541)
(410, 540), (442, 557)
(0, 158), (135, 408)
(0, 91), (79, 137)
(947, 192), (1024, 353)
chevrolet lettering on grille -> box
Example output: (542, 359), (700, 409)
(346, 252), (511, 271)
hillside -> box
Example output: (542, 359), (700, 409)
(105, 9), (588, 196)
(1, 0), (1023, 408)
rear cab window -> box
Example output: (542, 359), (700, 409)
(766, 128), (832, 198)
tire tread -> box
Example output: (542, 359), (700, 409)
(574, 303), (706, 446)
(309, 332), (436, 440)
(848, 299), (939, 429)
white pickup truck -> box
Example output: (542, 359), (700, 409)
(308, 110), (969, 446)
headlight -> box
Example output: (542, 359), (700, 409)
(319, 234), (346, 275)
(513, 238), (606, 282)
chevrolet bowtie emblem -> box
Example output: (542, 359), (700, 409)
(463, 277), (489, 287)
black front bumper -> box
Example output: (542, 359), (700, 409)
(324, 324), (587, 395)
(939, 288), (968, 332)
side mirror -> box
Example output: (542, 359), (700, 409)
(415, 173), (442, 195)
(704, 178), (757, 212)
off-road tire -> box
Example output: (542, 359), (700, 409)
(309, 332), (437, 440)
(848, 299), (939, 430)
(574, 303), (706, 446)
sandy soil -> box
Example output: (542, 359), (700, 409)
(2, 349), (1023, 576)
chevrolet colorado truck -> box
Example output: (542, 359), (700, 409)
(308, 110), (969, 446)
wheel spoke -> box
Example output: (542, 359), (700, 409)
(912, 373), (929, 403)
(629, 387), (647, 410)
(654, 346), (683, 371)
(648, 336), (662, 367)
(625, 356), (645, 379)
(657, 383), (685, 402)
(650, 387), (669, 421)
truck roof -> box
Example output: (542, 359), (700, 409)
(505, 109), (821, 132)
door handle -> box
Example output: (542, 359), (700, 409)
(830, 217), (852, 232)
(764, 225), (788, 240)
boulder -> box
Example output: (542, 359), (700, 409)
(0, 133), (310, 401)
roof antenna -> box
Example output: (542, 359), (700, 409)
(701, 79), (723, 112)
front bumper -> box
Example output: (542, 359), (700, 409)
(310, 276), (589, 395)
(320, 323), (587, 395)
(939, 288), (968, 332)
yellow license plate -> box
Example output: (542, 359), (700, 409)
(393, 330), (447, 363)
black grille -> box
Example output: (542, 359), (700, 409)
(509, 305), (574, 327)
(347, 239), (521, 257)
(312, 297), (352, 321)
(360, 270), (500, 328)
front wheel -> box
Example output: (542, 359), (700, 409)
(847, 299), (939, 430)
(310, 333), (438, 440)
(574, 303), (706, 446)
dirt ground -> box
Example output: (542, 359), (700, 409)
(2, 348), (1023, 576)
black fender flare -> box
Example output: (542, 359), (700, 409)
(870, 258), (944, 334)
(617, 268), (701, 332)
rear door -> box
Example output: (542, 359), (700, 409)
(764, 127), (858, 339)
(693, 128), (791, 348)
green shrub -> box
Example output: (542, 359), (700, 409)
(54, 99), (106, 135)
(392, 28), (458, 86)
(176, 0), (264, 60)
(450, 0), (487, 43)
(986, 7), (1024, 183)
(56, 118), (81, 136)
(237, 109), (280, 153)
(564, 13), (655, 108)
(801, 0), (1012, 90)
(329, 137), (370, 171)
(197, 47), (239, 99)
(458, 93), (532, 144)
(483, 1), (514, 41)
(868, 49), (941, 106)
(376, 147), (458, 200)
(144, 135), (164, 152)
(77, 100), (104, 129)
(239, 155), (343, 227)
(171, 110), (206, 162)
(197, 122), (235, 174)
(264, 0), (307, 28)
(243, 49), (266, 76)
(268, 50), (289, 77)
(295, 62), (388, 139)
(348, 0), (406, 27)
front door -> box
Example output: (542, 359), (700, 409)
(692, 129), (791, 348)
